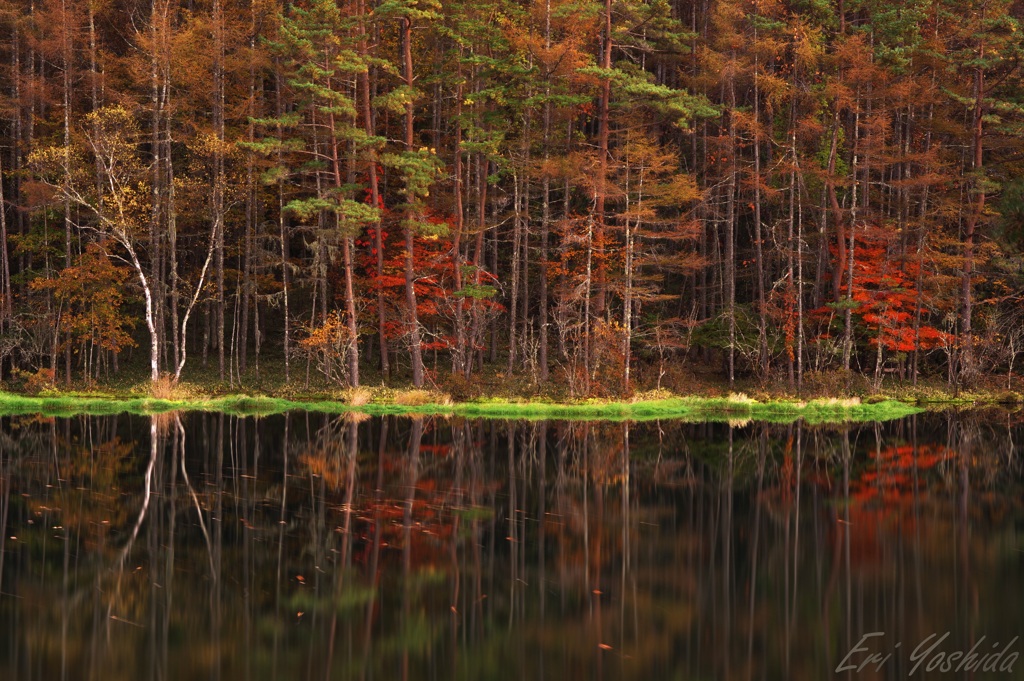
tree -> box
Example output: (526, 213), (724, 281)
(251, 0), (385, 387)
(612, 129), (701, 392)
(29, 106), (217, 383)
(940, 0), (1023, 385)
(32, 241), (136, 380)
(378, 0), (443, 388)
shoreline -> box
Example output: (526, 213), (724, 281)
(1, 379), (1020, 422)
(0, 389), (985, 422)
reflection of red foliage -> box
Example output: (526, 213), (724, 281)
(351, 436), (500, 574)
(842, 443), (955, 567)
(352, 491), (454, 571)
(419, 443), (451, 457)
(852, 444), (953, 502)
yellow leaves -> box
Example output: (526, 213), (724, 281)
(192, 131), (237, 159)
(299, 311), (352, 351)
(27, 106), (151, 242)
(757, 71), (794, 113)
(298, 311), (354, 383)
(26, 145), (67, 169)
(87, 106), (143, 165)
(792, 22), (824, 72)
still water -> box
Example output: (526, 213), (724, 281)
(0, 412), (1022, 680)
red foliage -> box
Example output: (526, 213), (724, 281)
(816, 225), (952, 353)
(353, 209), (462, 344)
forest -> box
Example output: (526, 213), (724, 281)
(1, 0), (1023, 398)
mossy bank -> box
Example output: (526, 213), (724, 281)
(0, 390), (925, 424)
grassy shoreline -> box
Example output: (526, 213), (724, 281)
(5, 357), (1021, 422)
(4, 368), (1023, 423)
(0, 389), (936, 423)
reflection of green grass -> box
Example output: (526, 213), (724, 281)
(287, 582), (377, 615)
(453, 506), (495, 522)
(0, 391), (923, 423)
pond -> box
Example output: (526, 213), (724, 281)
(0, 412), (1022, 680)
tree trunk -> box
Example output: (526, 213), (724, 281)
(401, 16), (424, 387)
(342, 235), (359, 386)
(725, 59), (737, 388)
(451, 71), (467, 375)
(752, 19), (768, 377)
(358, 0), (388, 380)
(275, 67), (291, 382)
(826, 107), (846, 304)
(787, 133), (797, 388)
(0, 149), (12, 328)
(149, 0), (163, 379)
(61, 0), (73, 384)
(240, 32), (257, 377)
(213, 0), (226, 382)
(508, 167), (523, 373)
(326, 59), (360, 387)
(539, 177), (550, 382)
(842, 105), (860, 373)
(468, 151), (488, 377)
(960, 61), (984, 386)
(593, 0), (612, 319)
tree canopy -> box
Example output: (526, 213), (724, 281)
(1, 0), (1023, 395)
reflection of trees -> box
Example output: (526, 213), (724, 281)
(2, 413), (1024, 680)
(0, 414), (148, 679)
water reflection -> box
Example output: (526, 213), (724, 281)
(0, 412), (1022, 680)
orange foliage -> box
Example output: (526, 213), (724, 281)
(31, 242), (136, 354)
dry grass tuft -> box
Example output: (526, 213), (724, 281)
(394, 389), (453, 407)
(344, 386), (373, 406)
(816, 396), (861, 408)
(726, 392), (756, 404)
(150, 374), (182, 400)
(631, 388), (675, 403)
(146, 375), (202, 401)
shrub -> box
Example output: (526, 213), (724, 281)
(22, 367), (55, 395)
(296, 311), (352, 385)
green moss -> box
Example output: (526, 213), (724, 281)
(0, 391), (924, 424)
